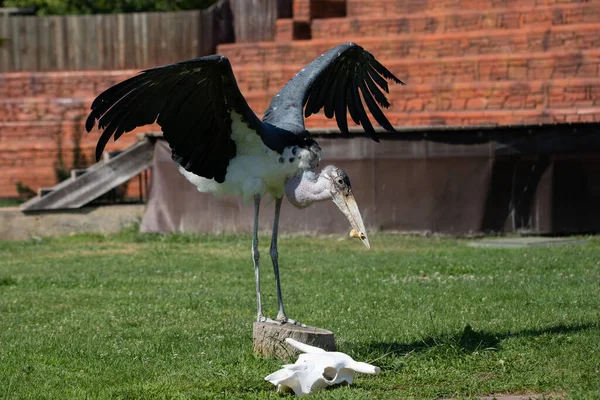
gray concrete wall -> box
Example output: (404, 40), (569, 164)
(0, 204), (144, 240)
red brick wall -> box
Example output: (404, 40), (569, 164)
(1, 0), (599, 198)
(346, 0), (592, 16)
(220, 0), (600, 130)
(313, 4), (600, 38)
(0, 71), (155, 198)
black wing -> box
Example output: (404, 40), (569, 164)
(262, 42), (404, 141)
(85, 55), (263, 183)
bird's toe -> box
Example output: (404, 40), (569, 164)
(278, 316), (307, 328)
(258, 314), (308, 328)
(258, 316), (281, 325)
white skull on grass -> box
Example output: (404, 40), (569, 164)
(265, 338), (380, 397)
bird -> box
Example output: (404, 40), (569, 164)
(85, 42), (403, 326)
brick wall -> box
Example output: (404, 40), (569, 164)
(1, 0), (599, 198)
(346, 0), (593, 16)
(0, 71), (154, 198)
(312, 4), (600, 38)
(223, 0), (600, 129)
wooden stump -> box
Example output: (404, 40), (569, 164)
(253, 322), (336, 359)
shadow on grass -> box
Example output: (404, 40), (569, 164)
(355, 322), (599, 358)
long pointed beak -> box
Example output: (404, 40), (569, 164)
(332, 190), (370, 249)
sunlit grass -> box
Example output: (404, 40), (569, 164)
(1, 229), (599, 399)
(0, 198), (22, 208)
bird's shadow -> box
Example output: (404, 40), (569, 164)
(347, 322), (599, 360)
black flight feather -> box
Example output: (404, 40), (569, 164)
(346, 84), (361, 126)
(86, 55), (262, 183)
(263, 42), (403, 140)
(351, 80), (377, 141)
(359, 79), (394, 132)
(334, 70), (349, 134)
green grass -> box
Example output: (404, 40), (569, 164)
(0, 198), (22, 208)
(1, 229), (599, 399)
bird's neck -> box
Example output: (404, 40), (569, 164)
(284, 171), (330, 208)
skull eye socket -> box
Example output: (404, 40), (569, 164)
(322, 367), (337, 381)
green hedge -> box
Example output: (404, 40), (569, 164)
(2, 0), (219, 15)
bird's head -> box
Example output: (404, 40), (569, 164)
(285, 165), (370, 249)
(321, 166), (370, 249)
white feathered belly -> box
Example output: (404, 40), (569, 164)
(178, 112), (314, 202)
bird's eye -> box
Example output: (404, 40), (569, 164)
(336, 178), (344, 185)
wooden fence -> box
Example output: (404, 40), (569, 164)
(0, 0), (280, 72)
(230, 0), (278, 43)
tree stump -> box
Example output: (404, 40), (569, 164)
(253, 322), (336, 359)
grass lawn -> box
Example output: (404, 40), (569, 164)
(0, 198), (22, 208)
(1, 229), (599, 399)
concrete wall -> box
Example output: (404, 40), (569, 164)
(0, 204), (144, 240)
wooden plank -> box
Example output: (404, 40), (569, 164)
(166, 11), (177, 62)
(81, 15), (89, 69)
(84, 15), (98, 70)
(199, 7), (214, 56)
(157, 11), (166, 64)
(100, 14), (113, 70)
(117, 13), (125, 69)
(190, 11), (199, 56)
(189, 11), (199, 57)
(72, 14), (85, 69)
(171, 11), (179, 62)
(10, 15), (21, 70)
(175, 11), (185, 60)
(147, 12), (159, 66)
(0, 13), (11, 71)
(178, 11), (188, 59)
(65, 15), (79, 69)
(469, 237), (588, 248)
(94, 14), (104, 70)
(124, 13), (135, 68)
(141, 13), (149, 67)
(130, 13), (139, 68)
(191, 11), (200, 56)
(20, 139), (155, 211)
(38, 15), (51, 70)
(0, 6), (230, 72)
(133, 12), (143, 67)
(25, 16), (39, 70)
(53, 16), (66, 70)
(230, 0), (275, 42)
(183, 12), (191, 57)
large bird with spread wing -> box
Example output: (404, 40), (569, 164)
(86, 42), (403, 326)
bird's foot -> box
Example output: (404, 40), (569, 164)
(257, 315), (307, 328)
(277, 313), (307, 328)
(280, 318), (307, 328)
(257, 316), (281, 324)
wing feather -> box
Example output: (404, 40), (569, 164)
(351, 80), (376, 141)
(366, 65), (390, 96)
(365, 68), (392, 107)
(85, 55), (262, 183)
(263, 42), (404, 140)
(334, 70), (349, 134)
(359, 79), (394, 132)
(346, 84), (361, 126)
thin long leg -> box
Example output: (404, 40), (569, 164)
(270, 197), (285, 320)
(252, 194), (263, 321)
(270, 197), (305, 326)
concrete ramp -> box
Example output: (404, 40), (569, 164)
(20, 138), (155, 211)
(468, 237), (588, 249)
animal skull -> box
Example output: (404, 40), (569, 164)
(264, 338), (380, 397)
